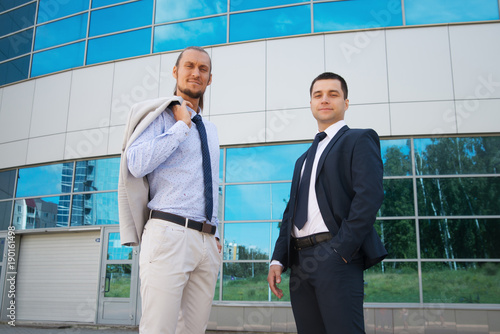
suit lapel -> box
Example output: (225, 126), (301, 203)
(315, 125), (349, 180)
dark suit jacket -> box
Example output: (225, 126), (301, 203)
(272, 125), (387, 270)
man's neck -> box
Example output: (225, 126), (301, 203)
(176, 92), (199, 112)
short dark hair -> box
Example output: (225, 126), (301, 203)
(173, 46), (212, 110)
(309, 72), (348, 99)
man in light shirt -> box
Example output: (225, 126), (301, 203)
(119, 46), (221, 333)
(268, 72), (387, 334)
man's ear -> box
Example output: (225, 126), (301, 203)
(172, 66), (178, 79)
(344, 98), (349, 111)
(207, 73), (212, 86)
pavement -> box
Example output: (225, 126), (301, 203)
(0, 322), (281, 334)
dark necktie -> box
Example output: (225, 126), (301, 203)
(192, 114), (213, 222)
(294, 132), (327, 230)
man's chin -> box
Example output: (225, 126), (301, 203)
(180, 88), (204, 99)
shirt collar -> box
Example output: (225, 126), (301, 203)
(175, 96), (202, 118)
(321, 120), (346, 139)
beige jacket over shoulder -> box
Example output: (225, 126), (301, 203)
(118, 96), (181, 246)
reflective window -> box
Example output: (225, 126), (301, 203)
(415, 137), (500, 175)
(222, 262), (269, 301)
(154, 16), (226, 53)
(13, 196), (71, 229)
(31, 41), (85, 77)
(419, 219), (500, 259)
(71, 192), (119, 226)
(219, 148), (224, 182)
(37, 0), (89, 24)
(364, 262), (419, 303)
(16, 163), (74, 198)
(0, 54), (30, 85)
(92, 0), (130, 8)
(0, 0), (32, 12)
(74, 158), (120, 192)
(105, 264), (131, 297)
(89, 0), (153, 37)
(34, 14), (88, 50)
(231, 0), (307, 11)
(225, 183), (290, 221)
(230, 5), (310, 42)
(381, 139), (411, 176)
(0, 201), (12, 230)
(155, 0), (226, 23)
(314, 0), (402, 32)
(225, 143), (309, 183)
(376, 220), (417, 259)
(223, 222), (272, 260)
(417, 177), (500, 216)
(405, 0), (500, 25)
(0, 28), (33, 61)
(379, 179), (414, 217)
(0, 2), (35, 37)
(107, 232), (133, 260)
(0, 170), (16, 200)
(422, 262), (500, 303)
(87, 28), (151, 65)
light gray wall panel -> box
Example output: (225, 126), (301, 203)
(26, 133), (65, 165)
(346, 103), (391, 136)
(0, 140), (28, 169)
(266, 108), (317, 142)
(210, 111), (266, 145)
(0, 81), (35, 143)
(455, 98), (500, 134)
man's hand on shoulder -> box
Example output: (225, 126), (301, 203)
(171, 100), (193, 128)
(268, 264), (284, 299)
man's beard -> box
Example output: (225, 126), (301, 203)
(178, 86), (204, 99)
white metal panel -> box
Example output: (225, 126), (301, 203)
(16, 231), (101, 322)
(0, 80), (35, 143)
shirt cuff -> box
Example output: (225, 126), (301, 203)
(270, 260), (284, 267)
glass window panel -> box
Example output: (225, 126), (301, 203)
(271, 182), (290, 220)
(379, 179), (414, 217)
(0, 55), (30, 85)
(71, 192), (119, 226)
(376, 220), (417, 259)
(0, 0), (32, 12)
(225, 184), (270, 221)
(230, 5), (310, 43)
(417, 177), (500, 216)
(381, 139), (411, 176)
(107, 232), (133, 260)
(415, 137), (500, 175)
(92, 0), (130, 9)
(0, 28), (32, 61)
(0, 2), (35, 37)
(89, 0), (153, 37)
(314, 0), (403, 33)
(223, 222), (271, 260)
(105, 264), (131, 298)
(419, 219), (500, 259)
(34, 13), (87, 50)
(0, 170), (16, 200)
(231, 0), (307, 11)
(422, 262), (500, 304)
(13, 196), (70, 229)
(74, 158), (120, 192)
(222, 262), (270, 301)
(155, 0), (226, 23)
(0, 200), (13, 230)
(0, 237), (4, 256)
(31, 41), (85, 77)
(364, 262), (419, 302)
(219, 148), (224, 183)
(405, 0), (499, 25)
(16, 163), (74, 198)
(87, 28), (151, 65)
(153, 16), (226, 53)
(225, 143), (309, 183)
(37, 0), (89, 24)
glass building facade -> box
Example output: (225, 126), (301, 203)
(1, 136), (498, 304)
(1, 0), (499, 85)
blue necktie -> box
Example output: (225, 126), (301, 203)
(294, 132), (327, 230)
(192, 114), (213, 222)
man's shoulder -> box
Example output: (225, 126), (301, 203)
(344, 127), (379, 139)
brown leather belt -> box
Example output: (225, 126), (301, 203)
(151, 210), (216, 235)
(292, 232), (332, 251)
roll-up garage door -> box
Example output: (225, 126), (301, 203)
(16, 230), (101, 322)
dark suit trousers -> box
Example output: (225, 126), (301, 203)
(289, 240), (365, 334)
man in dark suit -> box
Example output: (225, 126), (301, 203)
(267, 72), (387, 334)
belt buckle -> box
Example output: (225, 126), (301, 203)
(201, 222), (212, 234)
(185, 217), (189, 228)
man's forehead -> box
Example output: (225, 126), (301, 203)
(180, 49), (211, 65)
(312, 79), (341, 91)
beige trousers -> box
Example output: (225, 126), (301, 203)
(139, 218), (221, 334)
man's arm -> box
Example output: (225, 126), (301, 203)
(331, 129), (384, 262)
